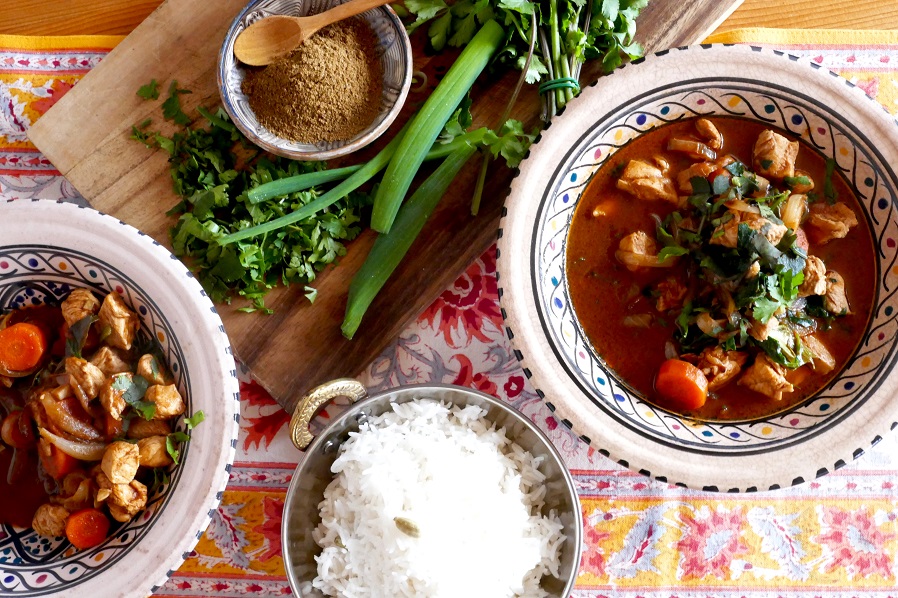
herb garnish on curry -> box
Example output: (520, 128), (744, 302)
(566, 117), (875, 420)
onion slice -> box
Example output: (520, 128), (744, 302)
(38, 427), (106, 461)
(39, 394), (103, 441)
(664, 341), (678, 361)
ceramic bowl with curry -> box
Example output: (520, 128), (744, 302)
(497, 44), (898, 492)
(0, 200), (239, 597)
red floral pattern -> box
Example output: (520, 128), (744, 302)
(814, 506), (896, 579)
(240, 380), (290, 451)
(251, 496), (285, 562)
(418, 246), (502, 347)
(675, 506), (750, 579)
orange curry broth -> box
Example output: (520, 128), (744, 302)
(565, 117), (876, 420)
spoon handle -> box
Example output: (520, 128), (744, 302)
(304, 0), (395, 31)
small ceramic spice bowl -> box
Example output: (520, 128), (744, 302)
(219, 0), (413, 161)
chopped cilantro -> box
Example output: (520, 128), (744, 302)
(165, 431), (191, 465)
(66, 314), (98, 359)
(657, 246), (689, 262)
(161, 80), (192, 126)
(783, 175), (811, 189)
(823, 158), (839, 204)
(137, 79), (160, 100)
(111, 374), (155, 420)
(184, 411), (205, 430)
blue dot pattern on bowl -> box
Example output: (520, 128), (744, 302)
(532, 80), (898, 454)
(0, 246), (190, 595)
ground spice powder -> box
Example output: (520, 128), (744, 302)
(242, 18), (383, 144)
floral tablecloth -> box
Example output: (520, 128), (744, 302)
(3, 28), (898, 598)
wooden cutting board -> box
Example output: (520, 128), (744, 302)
(28, 0), (743, 414)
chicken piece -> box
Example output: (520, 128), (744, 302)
(748, 315), (780, 342)
(138, 435), (174, 468)
(137, 354), (170, 386)
(655, 278), (688, 312)
(65, 357), (106, 400)
(697, 347), (748, 391)
(95, 472), (148, 523)
(616, 159), (679, 204)
(99, 373), (132, 421)
(752, 129), (799, 180)
(676, 162), (716, 194)
(787, 169), (815, 194)
(61, 288), (101, 328)
(51, 472), (97, 512)
(615, 231), (668, 272)
(32, 503), (70, 538)
(108, 480), (148, 523)
(696, 118), (723, 149)
(805, 202), (858, 244)
(98, 292), (140, 351)
(802, 334), (836, 374)
(89, 346), (132, 377)
(145, 384), (185, 419)
(710, 211), (788, 248)
(101, 441), (140, 485)
(824, 270), (851, 315)
(746, 261), (761, 280)
(738, 354), (794, 400)
(798, 255), (827, 298)
(127, 418), (172, 439)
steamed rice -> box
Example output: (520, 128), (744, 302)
(311, 399), (566, 597)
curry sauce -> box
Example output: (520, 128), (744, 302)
(566, 117), (876, 420)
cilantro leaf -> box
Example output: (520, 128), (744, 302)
(162, 80), (192, 126)
(111, 373), (155, 420)
(711, 174), (730, 196)
(657, 245), (689, 262)
(823, 158), (839, 204)
(66, 314), (98, 359)
(485, 119), (535, 168)
(137, 79), (160, 100)
(783, 175), (811, 189)
(184, 411), (205, 430)
(165, 431), (191, 465)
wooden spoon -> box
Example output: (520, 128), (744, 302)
(234, 0), (393, 66)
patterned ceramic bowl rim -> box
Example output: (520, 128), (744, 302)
(0, 200), (239, 597)
(496, 44), (898, 492)
(218, 0), (413, 161)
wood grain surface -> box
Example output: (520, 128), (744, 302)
(22, 0), (829, 415)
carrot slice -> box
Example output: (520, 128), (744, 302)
(654, 359), (709, 411)
(0, 322), (48, 372)
(100, 412), (124, 439)
(65, 508), (110, 550)
(39, 442), (80, 480)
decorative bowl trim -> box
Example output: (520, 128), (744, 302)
(0, 200), (239, 596)
(497, 45), (898, 492)
(218, 0), (413, 161)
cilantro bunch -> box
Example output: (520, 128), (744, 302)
(403, 0), (648, 118)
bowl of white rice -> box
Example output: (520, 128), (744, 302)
(281, 379), (582, 597)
